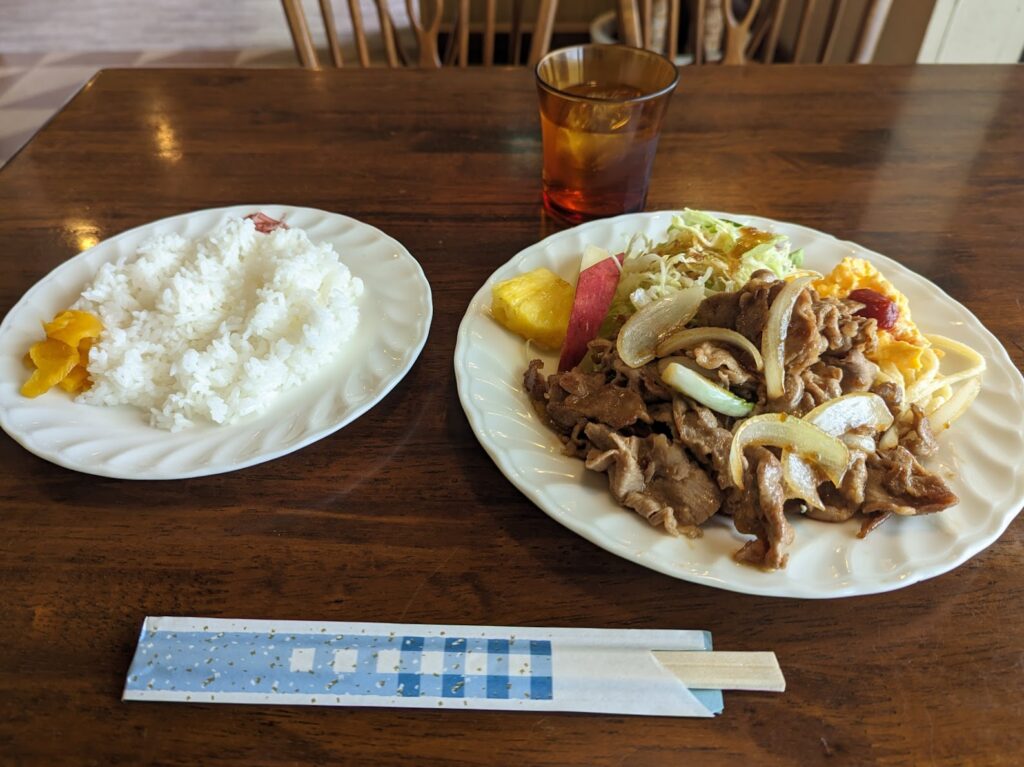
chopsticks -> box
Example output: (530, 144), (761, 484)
(125, 618), (785, 716)
(653, 651), (786, 692)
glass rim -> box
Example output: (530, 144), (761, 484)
(535, 43), (679, 105)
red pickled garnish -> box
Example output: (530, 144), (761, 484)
(246, 212), (288, 233)
(848, 288), (899, 330)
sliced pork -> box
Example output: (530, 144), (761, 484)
(730, 447), (793, 570)
(672, 399), (733, 489)
(524, 267), (961, 571)
(863, 446), (958, 516)
(902, 405), (940, 458)
(584, 423), (722, 536)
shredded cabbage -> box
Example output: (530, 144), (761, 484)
(605, 209), (803, 327)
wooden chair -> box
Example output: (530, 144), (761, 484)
(281, 0), (559, 69)
(618, 0), (893, 65)
(617, 0), (681, 60)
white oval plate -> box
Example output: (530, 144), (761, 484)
(455, 211), (1024, 599)
(0, 205), (432, 479)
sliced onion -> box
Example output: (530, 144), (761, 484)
(781, 448), (825, 509)
(906, 335), (987, 405)
(929, 376), (981, 432)
(878, 425), (899, 451)
(804, 392), (895, 436)
(657, 355), (716, 381)
(786, 269), (824, 281)
(903, 349), (940, 403)
(729, 413), (850, 489)
(781, 393), (892, 507)
(783, 434), (875, 511)
(924, 385), (952, 416)
(655, 327), (764, 370)
(616, 287), (706, 368)
(783, 431), (875, 511)
(762, 275), (815, 400)
(927, 334), (987, 370)
(661, 363), (754, 418)
(841, 433), (877, 454)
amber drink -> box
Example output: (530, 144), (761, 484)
(536, 45), (678, 223)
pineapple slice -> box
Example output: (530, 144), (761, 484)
(491, 268), (574, 350)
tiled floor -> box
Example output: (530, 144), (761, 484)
(0, 0), (299, 52)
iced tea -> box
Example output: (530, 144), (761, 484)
(535, 46), (678, 223)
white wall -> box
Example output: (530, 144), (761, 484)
(919, 0), (1024, 62)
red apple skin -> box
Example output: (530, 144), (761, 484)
(558, 252), (624, 372)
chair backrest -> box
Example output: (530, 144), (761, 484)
(619, 0), (893, 65)
(281, 0), (559, 69)
(617, 0), (681, 61)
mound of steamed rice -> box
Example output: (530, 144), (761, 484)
(74, 216), (363, 431)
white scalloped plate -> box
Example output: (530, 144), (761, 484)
(455, 211), (1024, 599)
(0, 205), (432, 479)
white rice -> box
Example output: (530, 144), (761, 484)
(74, 216), (363, 430)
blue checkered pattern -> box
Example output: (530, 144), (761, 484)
(124, 630), (554, 701)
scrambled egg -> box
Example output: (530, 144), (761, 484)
(813, 257), (929, 376)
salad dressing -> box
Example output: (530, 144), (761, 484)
(730, 227), (776, 262)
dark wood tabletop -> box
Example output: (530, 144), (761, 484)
(0, 65), (1022, 766)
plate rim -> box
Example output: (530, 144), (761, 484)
(0, 203), (433, 480)
(454, 209), (1024, 599)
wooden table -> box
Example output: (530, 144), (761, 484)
(0, 66), (1021, 766)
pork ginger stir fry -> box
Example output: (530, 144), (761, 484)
(524, 269), (982, 570)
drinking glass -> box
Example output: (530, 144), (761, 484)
(535, 44), (679, 224)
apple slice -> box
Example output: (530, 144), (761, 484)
(558, 245), (624, 372)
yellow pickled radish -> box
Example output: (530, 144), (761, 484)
(21, 339), (79, 398)
(43, 310), (104, 348)
(58, 365), (91, 393)
(21, 308), (103, 398)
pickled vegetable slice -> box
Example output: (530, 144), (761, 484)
(22, 339), (79, 398)
(43, 310), (103, 348)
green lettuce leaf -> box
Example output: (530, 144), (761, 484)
(602, 209), (803, 331)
